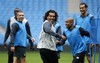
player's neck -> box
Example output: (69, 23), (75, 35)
(81, 12), (87, 17)
(69, 25), (75, 31)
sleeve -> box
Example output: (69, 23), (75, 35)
(43, 22), (62, 38)
(3, 19), (11, 43)
(27, 34), (32, 40)
(56, 26), (62, 41)
(25, 22), (32, 36)
(10, 23), (19, 46)
(57, 31), (66, 46)
(79, 27), (90, 37)
(25, 22), (32, 41)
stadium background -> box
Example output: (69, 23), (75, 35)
(0, 0), (100, 45)
(0, 0), (100, 63)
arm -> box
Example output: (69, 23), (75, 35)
(90, 17), (97, 42)
(25, 22), (34, 49)
(3, 20), (11, 44)
(10, 23), (19, 46)
(27, 34), (34, 42)
(79, 27), (90, 37)
(25, 22), (32, 37)
(25, 22), (33, 41)
(56, 26), (62, 41)
(57, 31), (67, 46)
(43, 21), (62, 38)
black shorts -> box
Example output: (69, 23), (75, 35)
(14, 46), (26, 58)
(72, 51), (86, 63)
(86, 44), (93, 56)
(39, 48), (58, 63)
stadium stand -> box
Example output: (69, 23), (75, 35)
(0, 0), (67, 45)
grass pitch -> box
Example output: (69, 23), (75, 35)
(0, 51), (99, 63)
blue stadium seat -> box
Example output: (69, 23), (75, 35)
(0, 0), (100, 45)
(0, 33), (4, 45)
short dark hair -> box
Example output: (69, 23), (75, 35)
(16, 11), (24, 14)
(43, 10), (58, 22)
(80, 2), (88, 8)
(14, 8), (22, 12)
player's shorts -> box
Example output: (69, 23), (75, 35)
(72, 51), (86, 63)
(14, 46), (26, 58)
(86, 44), (93, 56)
(39, 48), (58, 63)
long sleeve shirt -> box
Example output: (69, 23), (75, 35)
(10, 21), (32, 46)
(37, 20), (62, 51)
(57, 27), (90, 46)
(58, 26), (90, 56)
(3, 17), (32, 43)
(43, 21), (62, 38)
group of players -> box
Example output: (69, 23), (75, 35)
(3, 2), (96, 63)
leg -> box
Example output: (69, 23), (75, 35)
(57, 51), (60, 59)
(29, 40), (34, 50)
(49, 51), (58, 63)
(21, 57), (26, 63)
(79, 51), (86, 63)
(8, 44), (14, 63)
(56, 46), (63, 59)
(72, 51), (86, 63)
(39, 49), (49, 63)
(13, 57), (21, 63)
(14, 46), (26, 63)
(39, 49), (58, 63)
(86, 44), (94, 63)
(86, 56), (94, 63)
(8, 52), (14, 63)
(72, 56), (79, 63)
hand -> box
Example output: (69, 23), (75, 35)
(61, 35), (66, 40)
(31, 38), (35, 42)
(90, 44), (94, 48)
(11, 46), (15, 52)
(55, 40), (60, 45)
(3, 42), (7, 48)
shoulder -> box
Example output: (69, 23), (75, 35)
(12, 22), (19, 27)
(75, 25), (80, 28)
(88, 14), (93, 17)
(63, 28), (68, 32)
(76, 15), (81, 19)
(43, 20), (51, 24)
(10, 16), (14, 19)
(10, 16), (15, 21)
(87, 14), (94, 21)
(55, 22), (60, 28)
(88, 14), (94, 18)
(55, 22), (60, 26)
(75, 25), (81, 31)
(23, 18), (28, 24)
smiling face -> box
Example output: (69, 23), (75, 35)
(80, 4), (87, 15)
(44, 10), (58, 24)
(65, 18), (74, 30)
(16, 12), (24, 22)
(47, 12), (56, 23)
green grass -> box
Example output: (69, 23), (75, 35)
(0, 51), (99, 63)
